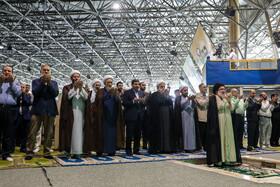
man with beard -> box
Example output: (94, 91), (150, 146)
(258, 92), (276, 148)
(149, 81), (174, 154)
(246, 89), (262, 151)
(90, 79), (101, 105)
(0, 66), (21, 161)
(140, 81), (149, 149)
(116, 81), (125, 100)
(59, 70), (91, 158)
(206, 82), (241, 166)
(92, 76), (125, 156)
(270, 94), (280, 146)
(25, 65), (59, 160)
(12, 83), (31, 153)
(174, 85), (201, 152)
(123, 79), (145, 155)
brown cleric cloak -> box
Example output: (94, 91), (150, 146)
(59, 84), (91, 153)
(91, 88), (125, 153)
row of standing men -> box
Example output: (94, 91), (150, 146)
(1, 65), (280, 166)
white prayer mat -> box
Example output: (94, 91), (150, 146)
(54, 148), (280, 167)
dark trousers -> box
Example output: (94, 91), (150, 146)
(126, 115), (142, 153)
(270, 118), (280, 146)
(233, 114), (245, 149)
(198, 121), (207, 149)
(247, 120), (259, 148)
(12, 115), (29, 152)
(0, 105), (15, 159)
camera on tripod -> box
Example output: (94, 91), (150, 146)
(213, 43), (223, 58)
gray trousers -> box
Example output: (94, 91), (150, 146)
(259, 116), (272, 147)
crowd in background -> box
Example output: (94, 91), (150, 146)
(0, 65), (280, 167)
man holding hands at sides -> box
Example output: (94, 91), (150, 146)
(25, 65), (59, 160)
(246, 89), (262, 151)
(122, 79), (145, 155)
(12, 83), (32, 153)
(60, 70), (91, 159)
(0, 66), (21, 161)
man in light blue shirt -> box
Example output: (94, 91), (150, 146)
(0, 65), (21, 161)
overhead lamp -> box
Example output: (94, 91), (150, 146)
(7, 43), (12, 50)
(146, 69), (151, 75)
(27, 66), (31, 72)
(95, 29), (102, 36)
(74, 56), (80, 62)
(135, 28), (141, 36)
(89, 59), (94, 65)
(87, 75), (91, 79)
(225, 6), (236, 16)
(38, 0), (48, 10)
(170, 50), (178, 56)
(81, 41), (87, 48)
(179, 76), (184, 81)
(112, 2), (120, 9)
(0, 43), (4, 49)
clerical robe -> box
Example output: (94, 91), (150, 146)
(174, 96), (202, 152)
(92, 88), (125, 154)
(206, 95), (241, 165)
(149, 91), (174, 153)
(59, 84), (91, 154)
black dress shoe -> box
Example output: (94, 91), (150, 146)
(247, 146), (253, 151)
(25, 156), (33, 160)
(133, 151), (141, 155)
(44, 155), (54, 159)
(126, 151), (133, 156)
(96, 152), (103, 157)
(108, 153), (115, 156)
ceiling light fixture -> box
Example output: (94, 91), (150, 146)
(135, 28), (141, 36)
(112, 2), (120, 9)
(74, 56), (80, 62)
(89, 59), (94, 65)
(81, 41), (87, 48)
(0, 43), (4, 49)
(7, 43), (12, 50)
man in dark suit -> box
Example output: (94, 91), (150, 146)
(25, 65), (59, 160)
(122, 79), (145, 155)
(12, 83), (31, 153)
(246, 89), (262, 151)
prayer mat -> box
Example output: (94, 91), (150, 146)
(54, 148), (280, 167)
(220, 164), (280, 178)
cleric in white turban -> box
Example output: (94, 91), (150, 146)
(156, 80), (165, 89)
(103, 75), (113, 84)
(70, 70), (80, 78)
(90, 79), (101, 104)
(179, 85), (188, 92)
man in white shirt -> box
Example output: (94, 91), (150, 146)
(259, 92), (277, 148)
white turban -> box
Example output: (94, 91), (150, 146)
(103, 75), (113, 83)
(179, 85), (188, 92)
(91, 79), (101, 87)
(156, 80), (165, 88)
(69, 70), (80, 78)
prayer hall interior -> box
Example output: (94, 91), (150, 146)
(1, 0), (280, 186)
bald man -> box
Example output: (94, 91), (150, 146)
(259, 92), (276, 148)
(246, 89), (262, 151)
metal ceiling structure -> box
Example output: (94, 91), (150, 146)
(0, 0), (280, 92)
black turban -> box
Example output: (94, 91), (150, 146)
(213, 82), (225, 94)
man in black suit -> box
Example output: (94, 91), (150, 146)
(12, 83), (31, 153)
(122, 79), (145, 155)
(246, 89), (262, 151)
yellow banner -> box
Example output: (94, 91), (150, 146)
(189, 24), (215, 70)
